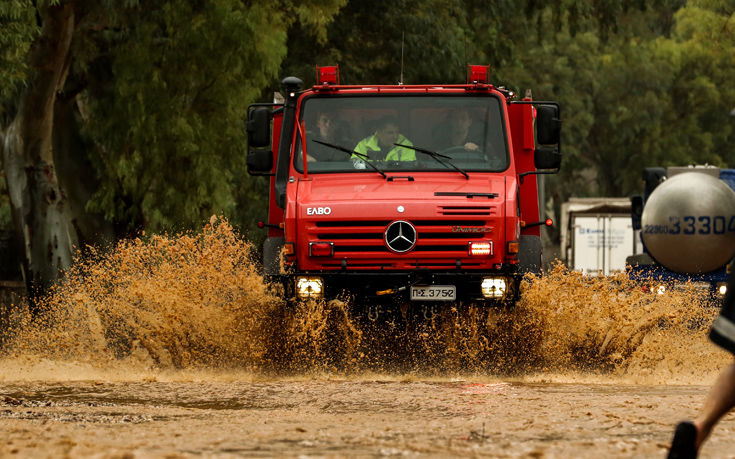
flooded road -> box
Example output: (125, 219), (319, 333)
(1, 376), (733, 458)
(1, 220), (733, 457)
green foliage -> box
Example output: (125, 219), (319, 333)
(282, 0), (482, 86)
(495, 0), (733, 200)
(666, 0), (735, 166)
(72, 0), (344, 234)
(0, 0), (37, 116)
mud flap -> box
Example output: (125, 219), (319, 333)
(518, 234), (542, 275)
(262, 237), (284, 276)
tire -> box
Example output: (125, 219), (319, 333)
(262, 237), (284, 276)
(518, 234), (542, 275)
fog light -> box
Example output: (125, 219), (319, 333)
(717, 282), (728, 297)
(469, 241), (492, 256)
(296, 276), (324, 299)
(309, 242), (334, 257)
(481, 277), (507, 299)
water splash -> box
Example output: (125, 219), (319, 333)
(3, 217), (282, 371)
(0, 219), (728, 383)
(515, 265), (729, 383)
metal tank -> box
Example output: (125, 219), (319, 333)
(641, 171), (735, 274)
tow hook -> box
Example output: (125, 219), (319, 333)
(423, 305), (439, 320)
(367, 305), (382, 322)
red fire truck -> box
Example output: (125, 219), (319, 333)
(247, 65), (560, 315)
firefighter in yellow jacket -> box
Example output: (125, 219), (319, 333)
(353, 116), (415, 164)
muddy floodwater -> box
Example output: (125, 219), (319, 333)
(1, 220), (734, 457)
(2, 376), (735, 458)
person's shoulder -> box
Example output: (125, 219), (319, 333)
(398, 133), (413, 145)
(356, 133), (376, 145)
(354, 134), (371, 152)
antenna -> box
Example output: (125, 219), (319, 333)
(399, 32), (404, 85)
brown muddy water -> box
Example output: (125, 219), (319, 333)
(0, 218), (733, 458)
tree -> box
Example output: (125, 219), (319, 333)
(280, 0), (472, 86)
(0, 0), (345, 298)
(497, 1), (689, 198)
(0, 0), (36, 237)
(0, 1), (36, 110)
(2, 1), (78, 298)
(662, 0), (735, 166)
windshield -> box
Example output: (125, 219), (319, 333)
(294, 95), (509, 174)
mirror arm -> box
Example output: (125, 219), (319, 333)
(519, 168), (560, 184)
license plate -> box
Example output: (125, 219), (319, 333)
(410, 285), (456, 301)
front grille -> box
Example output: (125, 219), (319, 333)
(414, 245), (470, 251)
(306, 218), (498, 269)
(315, 219), (487, 228)
(316, 220), (391, 227)
(335, 245), (386, 252)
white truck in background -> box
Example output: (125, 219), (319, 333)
(560, 198), (642, 276)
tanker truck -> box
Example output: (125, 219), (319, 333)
(628, 165), (735, 300)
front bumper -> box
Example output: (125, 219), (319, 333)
(273, 270), (523, 305)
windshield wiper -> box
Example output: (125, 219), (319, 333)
(394, 143), (469, 179)
(311, 139), (387, 179)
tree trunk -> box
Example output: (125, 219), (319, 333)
(53, 96), (116, 250)
(1, 3), (78, 300)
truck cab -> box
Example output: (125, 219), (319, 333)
(247, 65), (561, 312)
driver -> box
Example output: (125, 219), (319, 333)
(433, 108), (480, 152)
(353, 116), (415, 162)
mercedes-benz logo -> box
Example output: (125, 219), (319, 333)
(385, 220), (417, 253)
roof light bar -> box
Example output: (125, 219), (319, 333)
(467, 64), (490, 84)
(316, 65), (340, 85)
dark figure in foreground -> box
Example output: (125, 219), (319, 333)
(668, 266), (735, 458)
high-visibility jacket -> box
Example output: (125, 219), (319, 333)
(353, 133), (415, 161)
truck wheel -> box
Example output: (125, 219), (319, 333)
(518, 235), (542, 275)
(262, 237), (285, 276)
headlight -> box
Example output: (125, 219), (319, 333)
(296, 276), (324, 299)
(468, 241), (492, 256)
(717, 282), (728, 297)
(481, 277), (507, 299)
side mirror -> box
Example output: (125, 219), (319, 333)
(247, 107), (271, 148)
(534, 146), (561, 170)
(247, 149), (273, 174)
(536, 104), (561, 145)
(517, 101), (562, 182)
(643, 167), (667, 197)
(630, 194), (643, 230)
